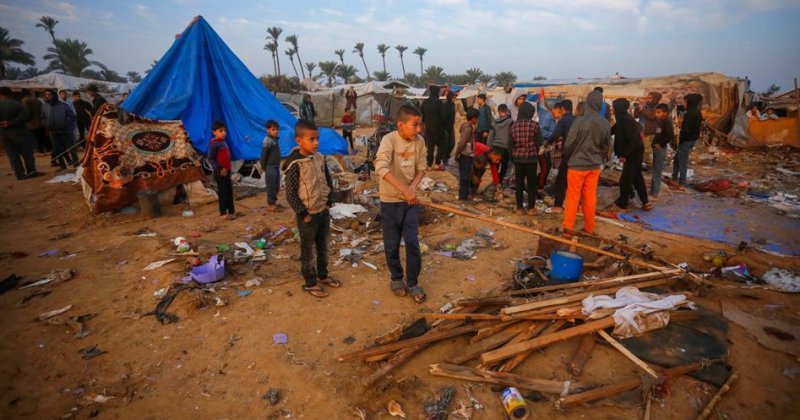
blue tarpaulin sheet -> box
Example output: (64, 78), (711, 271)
(123, 16), (348, 159)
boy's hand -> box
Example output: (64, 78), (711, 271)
(303, 214), (312, 223)
(402, 187), (418, 205)
(220, 168), (229, 176)
(494, 189), (503, 200)
(618, 157), (626, 163)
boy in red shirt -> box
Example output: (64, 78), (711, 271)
(207, 121), (235, 220)
(472, 142), (503, 200)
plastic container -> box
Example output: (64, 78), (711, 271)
(549, 250), (584, 283)
(501, 387), (529, 419)
(188, 255), (225, 284)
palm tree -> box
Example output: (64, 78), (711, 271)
(395, 45), (408, 79)
(334, 49), (345, 66)
(4, 67), (22, 80)
(285, 34), (305, 79)
(376, 43), (390, 73)
(266, 26), (283, 76)
(318, 61), (338, 87)
(126, 71), (142, 83)
(305, 62), (317, 80)
(413, 47), (426, 76)
(494, 71), (518, 88)
(477, 74), (492, 85)
(0, 27), (35, 80)
(423, 66), (445, 84)
(285, 48), (299, 79)
(263, 41), (278, 75)
(36, 16), (59, 43)
(353, 42), (370, 82)
(465, 68), (484, 84)
(336, 64), (359, 84)
(95, 63), (126, 82)
(372, 70), (390, 81)
(144, 59), (158, 74)
(403, 72), (419, 88)
(43, 38), (97, 77)
(20, 66), (41, 79)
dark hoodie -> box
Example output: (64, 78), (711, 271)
(680, 94), (703, 143)
(611, 98), (642, 158)
(487, 115), (513, 150)
(563, 91), (611, 170)
(635, 92), (662, 135)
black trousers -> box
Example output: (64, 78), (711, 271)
(214, 171), (235, 215)
(425, 129), (445, 166)
(494, 146), (510, 184)
(514, 161), (538, 210)
(616, 150), (648, 209)
(342, 129), (354, 151)
(297, 210), (330, 287)
(381, 202), (421, 288)
(2, 134), (37, 179)
(443, 129), (455, 165)
(30, 127), (51, 153)
(458, 155), (473, 200)
(553, 160), (568, 208)
(77, 120), (90, 143)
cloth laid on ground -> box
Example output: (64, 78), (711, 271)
(762, 268), (800, 293)
(81, 104), (204, 213)
(329, 203), (368, 219)
(47, 171), (80, 184)
(582, 286), (693, 338)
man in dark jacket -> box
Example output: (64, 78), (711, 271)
(86, 84), (107, 116)
(42, 89), (78, 169)
(72, 91), (93, 143)
(421, 85), (446, 169)
(0, 87), (43, 179)
(545, 100), (576, 213)
(562, 90), (611, 234)
(671, 94), (703, 188)
(611, 98), (649, 211)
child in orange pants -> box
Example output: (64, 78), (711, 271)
(562, 168), (600, 233)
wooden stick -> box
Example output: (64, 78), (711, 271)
(568, 334), (596, 376)
(424, 201), (665, 271)
(559, 360), (719, 408)
(502, 278), (670, 315)
(597, 330), (659, 379)
(695, 371), (738, 420)
(421, 313), (501, 321)
(364, 353), (393, 363)
(498, 320), (568, 373)
(339, 324), (477, 361)
(448, 323), (532, 365)
(429, 363), (575, 395)
(456, 296), (515, 307)
(471, 320), (523, 344)
(504, 270), (681, 297)
(479, 321), (550, 370)
(564, 228), (648, 257)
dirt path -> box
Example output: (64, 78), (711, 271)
(0, 148), (798, 419)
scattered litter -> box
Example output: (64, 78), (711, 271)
(703, 250), (729, 267)
(143, 283), (192, 324)
(153, 288), (168, 299)
(720, 264), (755, 282)
(181, 210), (194, 217)
(238, 290), (253, 297)
(783, 367), (800, 379)
(273, 333), (289, 344)
(262, 388), (280, 405)
(762, 268), (800, 293)
(20, 278), (54, 289)
(136, 232), (158, 237)
(388, 400), (406, 418)
(216, 244), (230, 252)
(143, 258), (176, 271)
(245, 277), (264, 288)
(174, 237), (192, 253)
(0, 274), (22, 294)
(233, 242), (255, 262)
(38, 304), (73, 321)
(424, 386), (455, 420)
(39, 250), (59, 257)
(78, 344), (107, 360)
(450, 400), (474, 419)
(70, 313), (96, 339)
(343, 335), (356, 345)
(182, 255), (225, 284)
(19, 290), (50, 306)
(330, 203), (368, 219)
(47, 172), (80, 184)
(362, 261), (378, 271)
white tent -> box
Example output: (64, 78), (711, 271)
(278, 81), (392, 126)
(0, 71), (138, 96)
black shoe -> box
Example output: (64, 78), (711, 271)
(23, 171), (46, 179)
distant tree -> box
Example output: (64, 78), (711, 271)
(423, 65), (445, 84)
(126, 71), (142, 83)
(373, 70), (390, 81)
(76, 81), (111, 92)
(305, 62), (317, 80)
(477, 74), (492, 85)
(533, 75), (547, 80)
(353, 42), (370, 81)
(334, 49), (345, 66)
(263, 41), (278, 75)
(446, 73), (473, 85)
(20, 66), (42, 79)
(376, 43), (390, 73)
(761, 84), (781, 97)
(336, 64), (359, 84)
(43, 38), (99, 77)
(36, 16), (59, 43)
(267, 26), (283, 76)
(285, 48), (300, 79)
(285, 34), (305, 79)
(93, 63), (127, 83)
(4, 66), (22, 80)
(0, 27), (35, 79)
(402, 72), (420, 88)
(144, 59), (158, 74)
(318, 61), (338, 87)
(395, 45), (408, 79)
(259, 74), (303, 94)
(494, 71), (517, 88)
(465, 68), (484, 84)
(413, 47), (427, 76)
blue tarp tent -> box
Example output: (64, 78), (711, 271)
(123, 16), (348, 159)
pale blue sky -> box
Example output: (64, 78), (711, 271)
(1, 0), (798, 91)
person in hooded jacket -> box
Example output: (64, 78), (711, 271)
(671, 94), (703, 188)
(634, 91), (662, 168)
(487, 104), (512, 185)
(299, 94), (317, 122)
(611, 98), (651, 211)
(562, 90), (611, 234)
(509, 102), (542, 215)
(421, 85), (446, 169)
(42, 89), (78, 169)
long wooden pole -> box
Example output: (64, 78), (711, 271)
(429, 363), (575, 395)
(504, 270), (681, 297)
(598, 330), (659, 379)
(338, 324), (476, 361)
(695, 371), (738, 420)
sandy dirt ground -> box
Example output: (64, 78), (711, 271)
(1, 135), (799, 420)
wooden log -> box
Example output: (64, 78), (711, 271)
(429, 363), (575, 395)
(471, 320), (523, 344)
(448, 322), (532, 365)
(339, 324), (477, 361)
(568, 334), (596, 376)
(424, 201), (666, 271)
(456, 296), (515, 307)
(479, 321), (550, 370)
(364, 353), (393, 363)
(502, 278), (670, 315)
(421, 313), (501, 321)
(498, 320), (568, 373)
(559, 360), (720, 408)
(504, 269), (681, 297)
(597, 330), (658, 379)
(695, 371), (738, 420)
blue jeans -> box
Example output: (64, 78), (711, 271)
(458, 155), (473, 200)
(650, 145), (667, 196)
(671, 140), (695, 185)
(264, 165), (280, 205)
(381, 202), (421, 288)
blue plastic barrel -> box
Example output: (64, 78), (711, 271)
(549, 250), (584, 283)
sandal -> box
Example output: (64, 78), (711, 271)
(409, 286), (427, 304)
(391, 280), (407, 297)
(318, 277), (342, 288)
(303, 285), (329, 298)
(641, 202), (654, 211)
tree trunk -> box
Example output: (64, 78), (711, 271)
(289, 57), (299, 79)
(400, 54), (406, 78)
(382, 55), (386, 73)
(419, 58), (423, 77)
(296, 51), (306, 79)
(361, 56), (371, 81)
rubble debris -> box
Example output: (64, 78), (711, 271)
(38, 304), (73, 321)
(423, 386), (455, 420)
(387, 400), (406, 418)
(762, 268), (800, 293)
(78, 344), (107, 360)
(0, 274), (22, 294)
